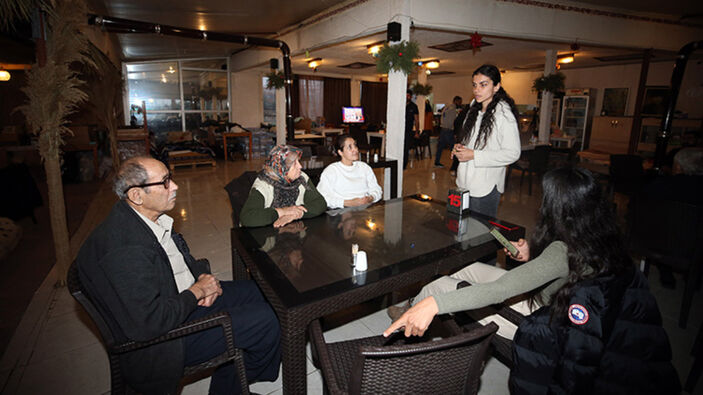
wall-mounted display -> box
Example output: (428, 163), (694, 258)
(601, 88), (628, 116)
(641, 86), (670, 117)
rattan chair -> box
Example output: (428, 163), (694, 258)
(443, 280), (526, 369)
(507, 145), (551, 195)
(309, 318), (497, 395)
(627, 196), (703, 328)
(67, 261), (249, 395)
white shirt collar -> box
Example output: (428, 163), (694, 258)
(130, 206), (174, 243)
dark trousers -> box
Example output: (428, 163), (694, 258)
(469, 186), (501, 218)
(184, 280), (280, 394)
(435, 128), (455, 165)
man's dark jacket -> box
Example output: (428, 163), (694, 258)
(77, 200), (209, 394)
(510, 266), (681, 394)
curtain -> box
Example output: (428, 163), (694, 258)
(323, 77), (350, 127)
(360, 81), (388, 126)
(298, 75), (324, 121)
(291, 75), (300, 119)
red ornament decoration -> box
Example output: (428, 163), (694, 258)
(398, 52), (402, 56)
(470, 31), (483, 55)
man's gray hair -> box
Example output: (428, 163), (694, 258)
(674, 147), (703, 176)
(113, 156), (150, 199)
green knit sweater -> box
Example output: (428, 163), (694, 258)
(239, 173), (327, 227)
(434, 241), (569, 314)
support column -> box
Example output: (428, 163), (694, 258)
(417, 70), (427, 132)
(385, 7), (411, 199)
(275, 56), (288, 145)
(350, 77), (361, 106)
(538, 50), (557, 143)
(628, 49), (652, 154)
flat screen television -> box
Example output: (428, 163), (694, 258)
(342, 107), (365, 123)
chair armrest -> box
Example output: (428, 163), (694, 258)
(112, 311), (235, 357)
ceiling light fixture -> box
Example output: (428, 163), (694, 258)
(307, 58), (322, 69)
(557, 53), (575, 64)
(160, 73), (167, 83)
(0, 69), (10, 82)
(367, 41), (385, 56)
(425, 59), (440, 69)
(167, 66), (176, 74)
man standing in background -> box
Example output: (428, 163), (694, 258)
(404, 90), (420, 170)
(435, 95), (463, 168)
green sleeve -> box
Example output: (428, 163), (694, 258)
(239, 188), (279, 227)
(433, 241), (569, 314)
(301, 180), (327, 219)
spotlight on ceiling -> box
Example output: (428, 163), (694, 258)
(367, 41), (385, 56)
(425, 59), (440, 69)
(0, 69), (10, 82)
(308, 58), (322, 69)
(557, 53), (575, 64)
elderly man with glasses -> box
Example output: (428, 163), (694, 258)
(77, 156), (280, 394)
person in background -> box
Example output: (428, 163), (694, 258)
(450, 64), (521, 217)
(404, 90), (420, 170)
(435, 95), (463, 168)
(316, 134), (382, 209)
(240, 145), (326, 227)
(77, 156), (280, 394)
(385, 167), (680, 394)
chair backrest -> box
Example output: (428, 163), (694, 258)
(224, 171), (260, 225)
(348, 322), (497, 395)
(628, 196), (703, 262)
(68, 261), (120, 349)
(349, 126), (370, 149)
(529, 145), (551, 172)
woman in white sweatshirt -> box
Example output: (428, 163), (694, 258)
(451, 64), (521, 217)
(317, 134), (382, 209)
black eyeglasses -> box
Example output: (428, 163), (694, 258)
(124, 173), (172, 194)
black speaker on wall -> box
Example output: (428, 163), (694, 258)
(269, 58), (279, 70)
(387, 22), (401, 42)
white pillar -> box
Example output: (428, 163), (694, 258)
(350, 77), (361, 106)
(538, 50), (557, 143)
(275, 56), (287, 145)
(385, 10), (411, 199)
(417, 71), (427, 132)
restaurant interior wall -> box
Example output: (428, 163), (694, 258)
(231, 69), (265, 129)
(425, 60), (703, 121)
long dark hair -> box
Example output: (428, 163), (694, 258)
(457, 64), (518, 149)
(529, 167), (632, 320)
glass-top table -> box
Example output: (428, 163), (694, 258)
(230, 196), (524, 394)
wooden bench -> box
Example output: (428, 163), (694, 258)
(168, 150), (216, 170)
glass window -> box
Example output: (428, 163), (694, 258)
(182, 70), (228, 111)
(181, 59), (227, 69)
(263, 77), (276, 125)
(126, 62), (181, 111)
(185, 112), (229, 132)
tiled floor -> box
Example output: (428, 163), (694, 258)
(1, 153), (700, 394)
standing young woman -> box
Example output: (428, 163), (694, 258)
(451, 64), (521, 217)
(316, 134), (382, 209)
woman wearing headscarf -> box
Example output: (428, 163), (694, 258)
(240, 145), (326, 227)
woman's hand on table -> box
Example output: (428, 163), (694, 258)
(505, 238), (529, 261)
(383, 296), (439, 338)
(451, 144), (474, 162)
(275, 205), (306, 219)
(344, 195), (373, 207)
(273, 214), (297, 228)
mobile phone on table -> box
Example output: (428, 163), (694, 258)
(489, 228), (519, 257)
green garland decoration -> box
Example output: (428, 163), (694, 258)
(411, 82), (433, 96)
(265, 71), (286, 90)
(532, 72), (565, 93)
(375, 40), (420, 75)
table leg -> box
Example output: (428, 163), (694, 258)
(248, 133), (253, 160)
(280, 316), (308, 394)
(389, 160), (398, 199)
(223, 135), (229, 161)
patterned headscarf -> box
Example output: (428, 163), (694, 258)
(264, 145), (302, 183)
(259, 145), (305, 208)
